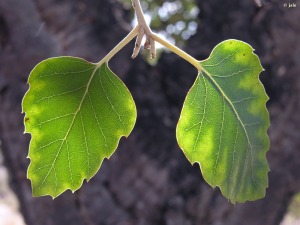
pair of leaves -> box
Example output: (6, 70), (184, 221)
(22, 40), (269, 203)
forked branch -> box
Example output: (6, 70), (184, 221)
(131, 0), (156, 59)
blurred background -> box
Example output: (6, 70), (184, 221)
(0, 0), (300, 224)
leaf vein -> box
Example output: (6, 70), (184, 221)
(88, 94), (108, 153)
(80, 111), (91, 176)
(213, 95), (225, 185)
(191, 74), (208, 163)
(202, 50), (239, 67)
(33, 113), (75, 128)
(33, 85), (87, 104)
(98, 69), (126, 132)
(66, 140), (74, 186)
(210, 68), (259, 78)
(40, 65), (94, 78)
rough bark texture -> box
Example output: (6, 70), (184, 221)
(0, 0), (299, 224)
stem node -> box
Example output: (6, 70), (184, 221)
(132, 0), (156, 59)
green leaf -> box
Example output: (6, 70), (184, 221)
(176, 40), (270, 203)
(22, 57), (136, 198)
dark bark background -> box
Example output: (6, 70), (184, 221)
(0, 0), (300, 224)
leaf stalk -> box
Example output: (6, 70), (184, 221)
(151, 33), (203, 71)
(97, 0), (204, 72)
(96, 26), (139, 68)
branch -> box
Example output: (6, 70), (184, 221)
(131, 0), (202, 71)
(254, 0), (263, 7)
(131, 0), (156, 59)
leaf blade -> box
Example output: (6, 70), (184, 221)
(22, 57), (136, 197)
(176, 40), (270, 203)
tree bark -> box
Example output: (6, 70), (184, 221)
(0, 0), (299, 224)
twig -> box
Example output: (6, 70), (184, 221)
(254, 0), (263, 7)
(131, 0), (156, 59)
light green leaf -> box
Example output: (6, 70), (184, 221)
(22, 57), (136, 198)
(176, 40), (270, 203)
